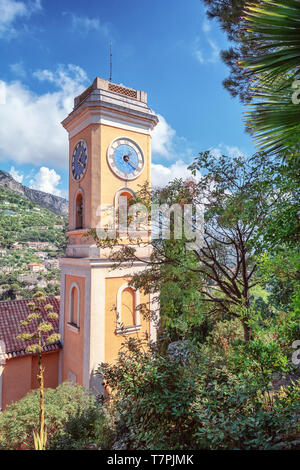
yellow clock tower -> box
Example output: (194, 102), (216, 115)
(59, 77), (158, 393)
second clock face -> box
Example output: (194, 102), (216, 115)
(107, 138), (144, 180)
(71, 140), (88, 181)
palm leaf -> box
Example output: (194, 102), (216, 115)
(240, 0), (300, 154)
(244, 76), (300, 154)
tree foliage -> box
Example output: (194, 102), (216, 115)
(91, 151), (298, 342)
(99, 334), (300, 450)
(202, 0), (264, 102)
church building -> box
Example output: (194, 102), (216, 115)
(0, 77), (159, 409)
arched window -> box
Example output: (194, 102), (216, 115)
(75, 192), (83, 229)
(69, 284), (80, 327)
(116, 283), (141, 335)
(119, 190), (134, 205)
(114, 188), (135, 236)
(121, 287), (136, 326)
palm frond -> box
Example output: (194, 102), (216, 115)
(240, 0), (300, 154)
(244, 76), (300, 154)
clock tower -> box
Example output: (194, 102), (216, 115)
(59, 77), (158, 393)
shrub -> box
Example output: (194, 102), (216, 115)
(49, 401), (115, 450)
(193, 352), (300, 449)
(99, 336), (201, 450)
(0, 382), (114, 450)
(98, 334), (300, 450)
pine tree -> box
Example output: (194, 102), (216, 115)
(202, 0), (265, 102)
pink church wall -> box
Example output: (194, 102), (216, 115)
(1, 351), (60, 410)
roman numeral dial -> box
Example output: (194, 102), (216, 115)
(71, 140), (88, 181)
(107, 137), (144, 180)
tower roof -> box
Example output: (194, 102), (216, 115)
(61, 76), (158, 136)
(74, 77), (148, 109)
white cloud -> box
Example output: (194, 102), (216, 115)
(9, 165), (23, 182)
(63, 12), (108, 35)
(202, 20), (211, 33)
(0, 0), (41, 39)
(33, 63), (88, 106)
(10, 60), (26, 77)
(151, 144), (247, 188)
(0, 64), (89, 167)
(194, 46), (204, 65)
(207, 39), (220, 63)
(210, 144), (247, 159)
(29, 166), (62, 196)
(193, 32), (220, 65)
(151, 114), (176, 158)
(151, 160), (196, 187)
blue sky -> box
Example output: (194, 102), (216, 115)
(0, 0), (255, 198)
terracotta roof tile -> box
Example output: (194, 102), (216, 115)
(0, 297), (61, 359)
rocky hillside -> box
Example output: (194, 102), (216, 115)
(0, 170), (68, 216)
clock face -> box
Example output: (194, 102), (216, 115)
(71, 140), (88, 181)
(107, 138), (144, 180)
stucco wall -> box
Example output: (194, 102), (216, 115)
(1, 351), (60, 410)
(61, 274), (85, 385)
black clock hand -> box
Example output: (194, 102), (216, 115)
(128, 161), (137, 170)
(77, 151), (84, 167)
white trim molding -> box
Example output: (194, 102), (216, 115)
(114, 186), (136, 209)
(116, 283), (141, 335)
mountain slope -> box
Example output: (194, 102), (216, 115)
(0, 185), (67, 300)
(0, 170), (68, 216)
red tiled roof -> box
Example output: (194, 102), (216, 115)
(0, 297), (61, 359)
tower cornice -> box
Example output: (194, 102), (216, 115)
(61, 77), (158, 138)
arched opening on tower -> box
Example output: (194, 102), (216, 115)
(75, 192), (83, 229)
(118, 191), (134, 213)
(116, 189), (135, 236)
(70, 285), (79, 327)
(121, 287), (136, 326)
(116, 283), (141, 335)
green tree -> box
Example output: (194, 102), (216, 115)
(91, 152), (295, 342)
(202, 0), (264, 102)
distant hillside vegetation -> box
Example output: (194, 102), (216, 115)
(0, 170), (68, 216)
(0, 185), (67, 300)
